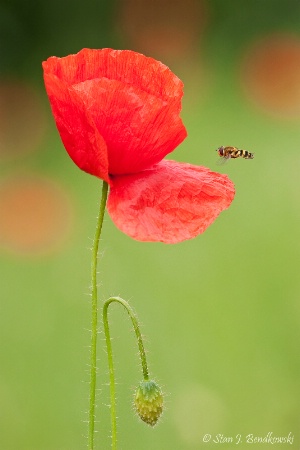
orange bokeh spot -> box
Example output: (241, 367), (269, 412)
(0, 175), (74, 255)
(241, 34), (300, 118)
(0, 80), (47, 160)
(117, 0), (207, 62)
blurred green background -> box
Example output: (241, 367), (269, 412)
(1, 0), (300, 449)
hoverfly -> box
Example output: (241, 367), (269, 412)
(216, 146), (254, 164)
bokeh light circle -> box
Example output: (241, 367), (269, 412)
(241, 34), (300, 119)
(117, 0), (207, 62)
(0, 175), (74, 256)
(0, 80), (47, 160)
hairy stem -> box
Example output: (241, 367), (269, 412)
(88, 180), (109, 450)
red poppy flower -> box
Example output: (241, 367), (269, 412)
(43, 48), (234, 243)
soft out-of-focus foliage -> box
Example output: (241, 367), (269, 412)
(1, 0), (300, 449)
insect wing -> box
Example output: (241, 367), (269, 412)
(216, 154), (231, 165)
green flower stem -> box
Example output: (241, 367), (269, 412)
(103, 296), (150, 450)
(88, 180), (109, 450)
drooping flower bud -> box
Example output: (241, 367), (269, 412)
(134, 380), (163, 426)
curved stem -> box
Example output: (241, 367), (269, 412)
(88, 180), (109, 450)
(103, 297), (150, 450)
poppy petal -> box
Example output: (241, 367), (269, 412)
(107, 160), (235, 243)
(42, 48), (184, 104)
(72, 78), (187, 174)
(43, 73), (109, 182)
(43, 48), (186, 177)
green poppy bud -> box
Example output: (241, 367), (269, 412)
(134, 380), (163, 426)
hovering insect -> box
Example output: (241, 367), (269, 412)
(216, 146), (254, 164)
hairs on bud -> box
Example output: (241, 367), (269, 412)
(134, 380), (163, 427)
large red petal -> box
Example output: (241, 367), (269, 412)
(42, 48), (184, 105)
(72, 78), (187, 174)
(107, 160), (235, 243)
(43, 72), (109, 181)
(43, 48), (187, 177)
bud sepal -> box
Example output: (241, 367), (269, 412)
(134, 380), (163, 426)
